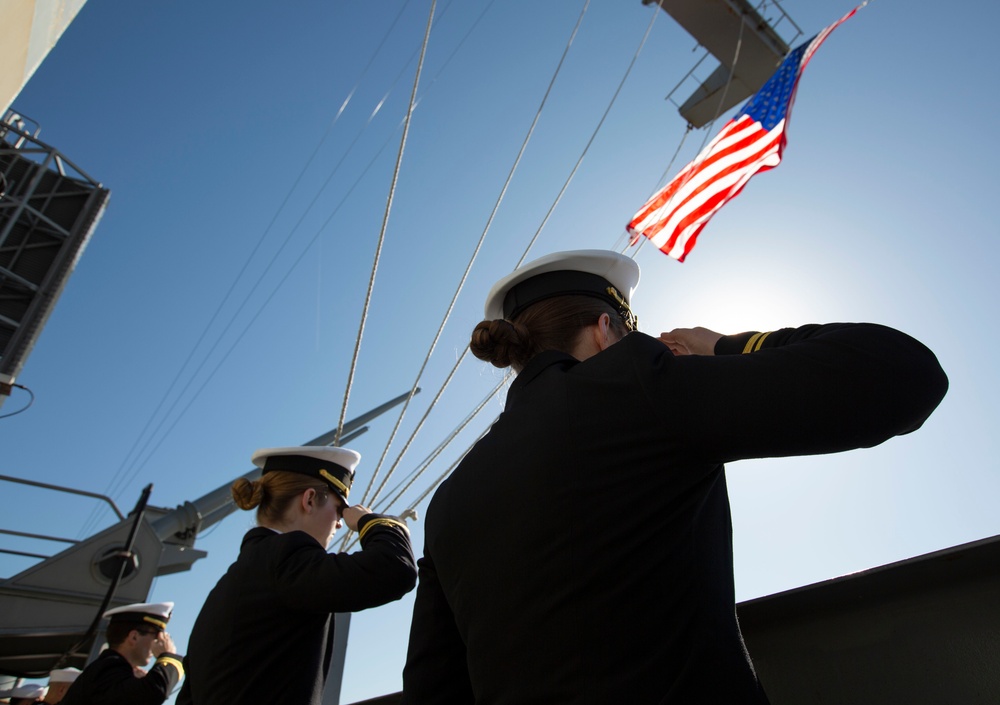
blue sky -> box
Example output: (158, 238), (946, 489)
(3, 1), (998, 702)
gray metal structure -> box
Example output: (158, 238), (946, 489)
(740, 533), (1000, 704)
(0, 389), (418, 684)
(0, 111), (110, 407)
(643, 0), (801, 128)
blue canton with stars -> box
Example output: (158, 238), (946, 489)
(736, 36), (815, 131)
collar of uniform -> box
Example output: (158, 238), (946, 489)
(511, 332), (658, 394)
(241, 526), (280, 547)
(510, 350), (577, 392)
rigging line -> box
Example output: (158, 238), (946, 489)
(368, 0), (461, 123)
(613, 124), (694, 256)
(654, 125), (694, 190)
(338, 372), (505, 552)
(412, 0), (498, 100)
(333, 0), (437, 448)
(374, 371), (511, 515)
(286, 2), (464, 217)
(356, 0), (592, 507)
(515, 3), (659, 269)
(367, 343), (476, 508)
(362, 346), (472, 507)
(408, 426), (490, 509)
(76, 5), (416, 536)
(342, 422), (495, 553)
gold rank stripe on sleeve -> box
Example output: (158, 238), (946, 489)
(741, 331), (772, 354)
(359, 517), (409, 541)
(156, 655), (184, 676)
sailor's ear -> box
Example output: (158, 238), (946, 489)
(596, 313), (613, 350)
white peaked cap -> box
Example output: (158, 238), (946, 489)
(252, 446), (361, 504)
(484, 249), (640, 322)
(103, 601), (174, 630)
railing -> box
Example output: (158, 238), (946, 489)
(0, 474), (124, 565)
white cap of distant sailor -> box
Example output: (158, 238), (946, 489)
(11, 683), (48, 699)
(483, 249), (640, 330)
(251, 446), (361, 506)
(102, 601), (174, 630)
(48, 668), (81, 684)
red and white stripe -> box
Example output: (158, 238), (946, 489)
(627, 115), (785, 262)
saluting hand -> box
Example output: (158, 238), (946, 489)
(659, 327), (722, 356)
(342, 505), (372, 533)
(152, 631), (176, 657)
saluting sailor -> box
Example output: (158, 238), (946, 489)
(401, 249), (949, 704)
(61, 602), (183, 705)
(177, 446), (417, 705)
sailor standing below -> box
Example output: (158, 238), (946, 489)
(401, 249), (949, 704)
(41, 668), (79, 704)
(61, 602), (183, 705)
(177, 446), (417, 705)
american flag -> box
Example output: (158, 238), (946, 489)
(627, 6), (859, 262)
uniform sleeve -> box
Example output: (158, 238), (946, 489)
(143, 653), (185, 702)
(400, 552), (475, 705)
(639, 323), (948, 464)
(271, 514), (417, 613)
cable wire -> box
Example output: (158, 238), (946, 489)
(334, 0), (437, 446)
(516, 2), (658, 268)
(357, 0), (592, 508)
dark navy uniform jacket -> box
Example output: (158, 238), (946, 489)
(402, 324), (948, 704)
(61, 647), (183, 705)
(178, 514), (416, 705)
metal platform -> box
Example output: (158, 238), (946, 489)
(644, 0), (802, 127)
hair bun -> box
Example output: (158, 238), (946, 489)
(231, 477), (265, 510)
